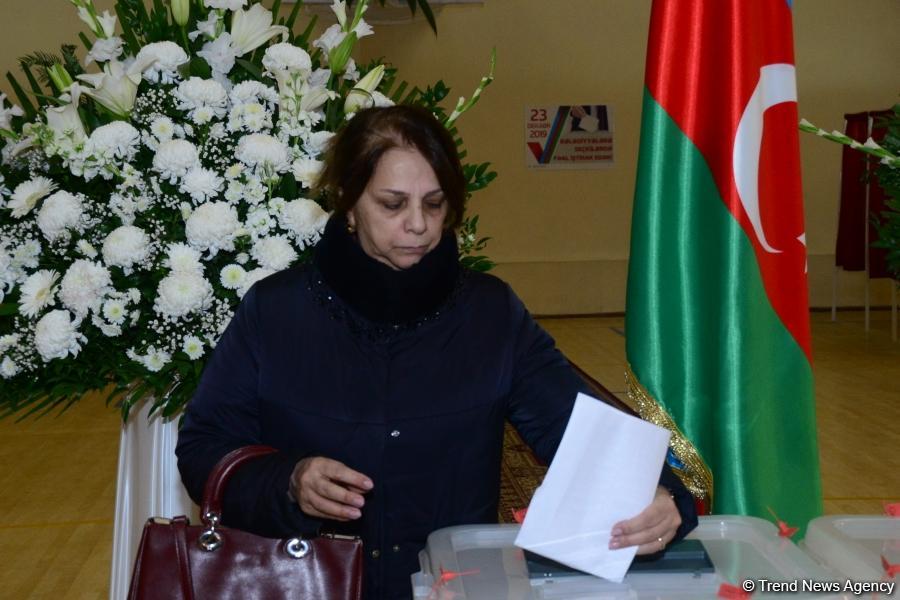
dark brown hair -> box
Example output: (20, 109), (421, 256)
(314, 105), (466, 229)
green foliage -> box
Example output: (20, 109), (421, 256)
(872, 104), (900, 281)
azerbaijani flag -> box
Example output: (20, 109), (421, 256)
(625, 0), (823, 529)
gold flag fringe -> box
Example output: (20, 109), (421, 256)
(625, 363), (714, 507)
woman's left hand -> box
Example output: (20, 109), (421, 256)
(608, 485), (682, 554)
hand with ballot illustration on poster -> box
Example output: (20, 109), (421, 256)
(570, 105), (609, 133)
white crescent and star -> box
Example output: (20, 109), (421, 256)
(732, 63), (805, 256)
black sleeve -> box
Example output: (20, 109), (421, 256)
(175, 285), (321, 538)
(503, 288), (697, 543)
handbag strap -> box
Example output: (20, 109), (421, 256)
(201, 445), (278, 524)
(172, 516), (195, 600)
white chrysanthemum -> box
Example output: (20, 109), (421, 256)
(11, 240), (41, 270)
(304, 131), (334, 158)
(185, 202), (241, 255)
(236, 133), (290, 172)
(102, 298), (127, 325)
(0, 356), (18, 378)
(219, 264), (246, 290)
(205, 0), (246, 10)
(251, 235), (297, 271)
(291, 157), (323, 189)
(176, 77), (228, 116)
(59, 260), (112, 315)
(245, 205), (274, 237)
(238, 267), (274, 298)
(165, 242), (203, 273)
(182, 335), (204, 360)
(181, 167), (224, 203)
(262, 43), (311, 77)
(0, 333), (21, 352)
(37, 191), (83, 241)
(235, 252), (249, 265)
(280, 198), (328, 246)
(135, 41), (189, 83)
(243, 178), (267, 204)
(150, 116), (176, 141)
(133, 346), (172, 372)
(193, 106), (215, 124)
(34, 309), (86, 361)
(89, 121), (140, 161)
(153, 139), (199, 182)
(230, 80), (277, 106)
(76, 240), (99, 258)
(229, 102), (271, 132)
(154, 270), (213, 318)
(92, 313), (122, 337)
(8, 176), (57, 218)
(19, 270), (60, 318)
(224, 163), (244, 180)
(102, 225), (150, 272)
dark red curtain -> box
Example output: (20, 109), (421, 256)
(834, 110), (891, 278)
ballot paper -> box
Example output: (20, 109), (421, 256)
(514, 392), (671, 583)
(576, 113), (600, 133)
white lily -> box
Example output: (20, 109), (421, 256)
(299, 83), (336, 113)
(171, 0), (190, 27)
(96, 10), (117, 37)
(77, 61), (142, 118)
(45, 86), (87, 145)
(231, 4), (288, 56)
(331, 0), (348, 29)
(75, 6), (99, 35)
(344, 64), (385, 114)
(0, 93), (24, 131)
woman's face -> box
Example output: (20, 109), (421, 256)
(348, 146), (448, 271)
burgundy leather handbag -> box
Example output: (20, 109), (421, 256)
(128, 445), (363, 600)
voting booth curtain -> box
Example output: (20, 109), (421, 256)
(834, 110), (892, 279)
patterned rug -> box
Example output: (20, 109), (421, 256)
(497, 423), (547, 523)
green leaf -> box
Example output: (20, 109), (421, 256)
(5, 73), (36, 119)
(29, 93), (65, 107)
(0, 303), (18, 316)
(295, 14), (318, 45)
(77, 32), (93, 53)
(285, 0), (305, 32)
(235, 58), (263, 80)
(418, 0), (438, 33)
(390, 81), (408, 103)
(115, 5), (142, 55)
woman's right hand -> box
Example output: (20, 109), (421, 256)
(289, 457), (373, 521)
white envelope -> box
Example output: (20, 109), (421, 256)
(514, 392), (671, 582)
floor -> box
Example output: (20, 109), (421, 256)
(0, 309), (897, 598)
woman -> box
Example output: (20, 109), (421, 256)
(176, 105), (697, 600)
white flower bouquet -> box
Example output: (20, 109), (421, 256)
(0, 0), (495, 419)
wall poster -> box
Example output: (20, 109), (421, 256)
(525, 105), (614, 169)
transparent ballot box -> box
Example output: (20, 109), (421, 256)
(803, 515), (900, 582)
(412, 516), (841, 599)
